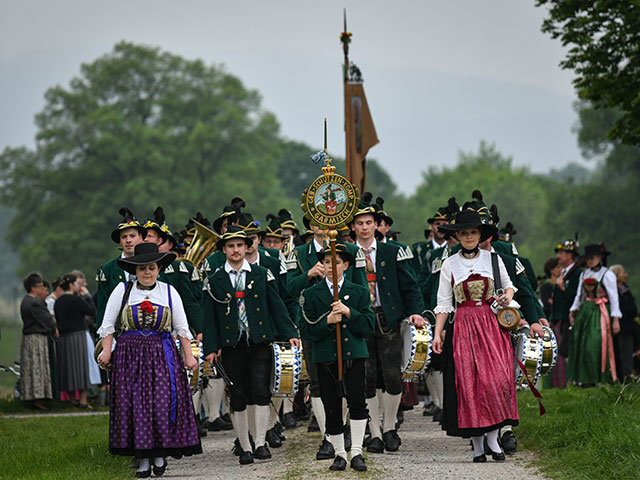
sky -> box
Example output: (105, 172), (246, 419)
(0, 0), (585, 193)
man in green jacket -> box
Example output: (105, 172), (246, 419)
(299, 243), (374, 472)
(203, 228), (299, 466)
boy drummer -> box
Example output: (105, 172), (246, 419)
(203, 227), (300, 465)
(299, 242), (374, 472)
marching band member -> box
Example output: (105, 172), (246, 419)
(433, 209), (518, 463)
(351, 193), (426, 453)
(202, 227), (300, 465)
(299, 243), (374, 471)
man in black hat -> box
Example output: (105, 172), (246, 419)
(350, 193), (425, 454)
(95, 207), (147, 328)
(202, 227), (299, 465)
(412, 201), (452, 272)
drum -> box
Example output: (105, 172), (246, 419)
(176, 339), (206, 394)
(539, 325), (558, 376)
(271, 342), (302, 397)
(400, 320), (433, 382)
(513, 326), (543, 390)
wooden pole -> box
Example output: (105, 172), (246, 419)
(342, 10), (353, 186)
(328, 229), (343, 381)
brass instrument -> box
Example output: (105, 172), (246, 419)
(282, 233), (296, 257)
(181, 219), (220, 268)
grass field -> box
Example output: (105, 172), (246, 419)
(516, 383), (640, 480)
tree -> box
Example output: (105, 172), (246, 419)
(537, 0), (640, 145)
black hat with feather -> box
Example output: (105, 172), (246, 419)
(110, 207), (148, 244)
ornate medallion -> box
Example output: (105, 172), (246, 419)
(302, 172), (359, 229)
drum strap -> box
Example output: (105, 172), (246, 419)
(515, 356), (546, 416)
(491, 252), (502, 292)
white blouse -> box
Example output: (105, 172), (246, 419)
(97, 280), (192, 340)
(435, 249), (515, 314)
(569, 267), (622, 318)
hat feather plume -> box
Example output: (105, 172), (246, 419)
(472, 190), (483, 202)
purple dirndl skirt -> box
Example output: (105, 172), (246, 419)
(109, 331), (202, 458)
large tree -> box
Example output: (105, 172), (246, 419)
(537, 0), (640, 145)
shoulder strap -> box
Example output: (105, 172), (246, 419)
(115, 281), (134, 333)
(491, 252), (502, 292)
(168, 283), (173, 311)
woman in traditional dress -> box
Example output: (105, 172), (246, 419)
(432, 210), (518, 462)
(567, 244), (621, 385)
(97, 243), (201, 478)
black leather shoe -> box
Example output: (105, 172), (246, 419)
(266, 427), (283, 448)
(152, 458), (167, 476)
(239, 450), (254, 465)
(501, 430), (517, 454)
(488, 448), (505, 461)
(423, 402), (438, 416)
(382, 430), (400, 452)
(344, 424), (351, 452)
(275, 422), (286, 440)
(350, 454), (367, 471)
(391, 429), (402, 446)
(221, 413), (232, 423)
(316, 438), (335, 460)
(473, 454), (487, 463)
(134, 469), (151, 478)
(329, 456), (347, 471)
(208, 416), (233, 431)
(254, 444), (272, 460)
(366, 436), (384, 453)
(307, 416), (320, 432)
(432, 407), (442, 422)
(282, 412), (297, 429)
(233, 437), (255, 456)
(197, 418), (208, 438)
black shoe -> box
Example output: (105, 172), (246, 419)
(208, 416), (233, 431)
(397, 410), (404, 425)
(197, 419), (208, 438)
(473, 454), (487, 463)
(329, 456), (347, 471)
(316, 438), (335, 460)
(501, 431), (517, 454)
(266, 427), (283, 448)
(275, 422), (286, 440)
(152, 458), (167, 477)
(350, 454), (367, 472)
(382, 430), (400, 452)
(432, 407), (442, 422)
(134, 469), (151, 478)
(366, 437), (384, 453)
(254, 444), (272, 460)
(488, 448), (505, 461)
(423, 402), (438, 416)
(221, 412), (232, 423)
(232, 437), (255, 456)
(307, 416), (320, 432)
(282, 412), (297, 429)
(239, 450), (254, 465)
(344, 424), (351, 452)
(392, 429), (402, 446)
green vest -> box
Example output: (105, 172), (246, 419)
(298, 279), (374, 363)
(159, 260), (203, 334)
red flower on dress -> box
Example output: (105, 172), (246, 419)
(140, 301), (154, 314)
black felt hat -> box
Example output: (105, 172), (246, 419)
(111, 207), (148, 244)
(499, 222), (517, 243)
(426, 197), (457, 239)
(216, 225), (254, 249)
(352, 192), (381, 222)
(439, 210), (498, 242)
(277, 209), (299, 233)
(373, 197), (393, 226)
(213, 197), (245, 235)
(584, 243), (611, 258)
(236, 212), (262, 235)
(264, 214), (284, 239)
(316, 242), (356, 265)
(117, 243), (176, 275)
(143, 207), (169, 245)
(555, 236), (580, 255)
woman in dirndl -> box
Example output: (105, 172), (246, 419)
(567, 243), (621, 386)
(432, 210), (518, 463)
(97, 243), (201, 478)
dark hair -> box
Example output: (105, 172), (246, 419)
(60, 273), (78, 291)
(52, 277), (62, 290)
(23, 272), (44, 293)
(322, 252), (351, 265)
(543, 258), (560, 278)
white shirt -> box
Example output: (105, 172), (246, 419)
(561, 261), (575, 278)
(313, 238), (324, 253)
(356, 238), (381, 307)
(97, 280), (191, 339)
(225, 259), (251, 289)
(431, 238), (446, 250)
(325, 277), (345, 295)
(570, 266), (622, 318)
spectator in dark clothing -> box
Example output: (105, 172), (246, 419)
(539, 258), (561, 319)
(19, 272), (58, 410)
(610, 265), (638, 383)
(54, 273), (97, 408)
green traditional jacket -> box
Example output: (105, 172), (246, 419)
(492, 240), (538, 292)
(298, 279), (374, 363)
(420, 244), (451, 313)
(257, 251), (298, 322)
(286, 240), (367, 299)
(95, 256), (129, 328)
(365, 240), (425, 330)
(160, 260), (203, 334)
(202, 246), (284, 276)
(411, 240), (435, 274)
(551, 263), (583, 325)
(202, 263), (299, 355)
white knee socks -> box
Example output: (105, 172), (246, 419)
(366, 396), (382, 440)
(310, 396), (326, 437)
(486, 428), (501, 452)
(205, 378), (225, 420)
(247, 404), (256, 438)
(350, 418), (367, 457)
(471, 436), (485, 456)
(342, 397), (348, 426)
(382, 392), (401, 433)
(255, 405), (271, 447)
(282, 397), (293, 414)
(327, 433), (346, 460)
(232, 410), (252, 452)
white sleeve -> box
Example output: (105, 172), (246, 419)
(434, 258), (455, 314)
(497, 255), (516, 293)
(97, 282), (126, 337)
(569, 271), (585, 312)
(603, 270), (622, 318)
(169, 285), (193, 340)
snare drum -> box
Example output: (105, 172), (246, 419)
(539, 325), (558, 376)
(271, 342), (302, 397)
(401, 320), (433, 382)
(513, 326), (543, 390)
(176, 339), (206, 394)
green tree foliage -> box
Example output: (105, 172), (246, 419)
(537, 0), (640, 145)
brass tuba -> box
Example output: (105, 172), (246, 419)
(282, 233), (296, 257)
(182, 219), (220, 268)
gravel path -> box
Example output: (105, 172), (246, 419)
(169, 404), (549, 480)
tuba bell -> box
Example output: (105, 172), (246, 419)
(282, 233), (296, 257)
(181, 219), (220, 268)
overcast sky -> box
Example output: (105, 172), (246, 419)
(0, 0), (585, 193)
